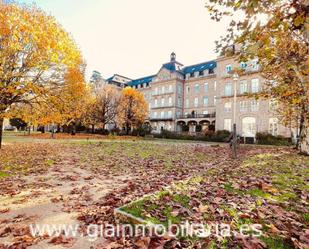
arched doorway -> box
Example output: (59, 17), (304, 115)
(176, 121), (187, 133)
(242, 117), (256, 137)
(188, 120), (197, 133)
(199, 120), (210, 132)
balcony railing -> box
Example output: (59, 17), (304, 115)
(149, 117), (174, 121)
(176, 113), (216, 119)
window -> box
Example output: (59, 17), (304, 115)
(154, 87), (158, 95)
(240, 101), (248, 112)
(154, 112), (157, 118)
(252, 59), (259, 70)
(226, 64), (232, 74)
(186, 85), (190, 94)
(168, 85), (173, 92)
(251, 79), (259, 93)
(190, 72), (194, 78)
(269, 99), (278, 111)
(161, 111), (165, 118)
(214, 81), (217, 91)
(251, 100), (259, 111)
(199, 71), (204, 76)
(161, 98), (165, 106)
(203, 110), (209, 115)
(194, 97), (199, 107)
(168, 97), (172, 106)
(240, 80), (248, 94)
(204, 83), (209, 92)
(240, 62), (247, 69)
(224, 102), (232, 112)
(224, 119), (232, 132)
(186, 74), (190, 80)
(209, 68), (214, 74)
(177, 84), (182, 94)
(224, 83), (232, 96)
(162, 86), (165, 94)
(154, 99), (158, 107)
(203, 96), (209, 106)
(214, 96), (217, 105)
(185, 99), (189, 108)
(168, 111), (172, 118)
(194, 84), (200, 93)
(177, 97), (182, 107)
(269, 118), (278, 136)
(242, 117), (256, 137)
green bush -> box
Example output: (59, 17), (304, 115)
(206, 130), (231, 142)
(153, 129), (231, 142)
(256, 132), (291, 146)
(132, 124), (152, 137)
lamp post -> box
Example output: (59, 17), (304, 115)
(232, 73), (239, 159)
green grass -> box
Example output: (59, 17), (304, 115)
(262, 236), (293, 249)
(303, 213), (309, 222)
(0, 171), (10, 178)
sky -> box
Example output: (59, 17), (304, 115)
(18, 0), (231, 80)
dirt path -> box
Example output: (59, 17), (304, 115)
(0, 146), (132, 248)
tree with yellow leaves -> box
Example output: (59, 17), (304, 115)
(0, 2), (82, 147)
(118, 87), (148, 135)
(11, 66), (89, 137)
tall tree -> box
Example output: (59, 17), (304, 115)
(118, 87), (148, 135)
(0, 3), (82, 147)
(10, 66), (89, 136)
(206, 0), (309, 154)
(83, 85), (120, 132)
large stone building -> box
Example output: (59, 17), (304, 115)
(123, 52), (291, 138)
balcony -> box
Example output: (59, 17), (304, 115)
(176, 113), (216, 119)
(149, 117), (174, 121)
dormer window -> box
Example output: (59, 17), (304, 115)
(199, 71), (204, 76)
(190, 72), (194, 78)
(240, 62), (247, 69)
(226, 65), (232, 74)
(209, 68), (214, 74)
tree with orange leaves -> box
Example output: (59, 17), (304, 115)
(0, 2), (82, 147)
(118, 87), (148, 135)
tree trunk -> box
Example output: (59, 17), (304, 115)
(300, 117), (309, 155)
(71, 122), (76, 135)
(91, 124), (95, 134)
(0, 118), (3, 149)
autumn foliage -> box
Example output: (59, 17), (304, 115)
(0, 2), (84, 146)
(206, 0), (309, 154)
(118, 87), (149, 134)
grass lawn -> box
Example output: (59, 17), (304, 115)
(0, 133), (307, 248)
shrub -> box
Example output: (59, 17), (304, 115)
(101, 129), (110, 135)
(205, 130), (231, 142)
(256, 132), (291, 146)
(111, 127), (121, 135)
(131, 124), (152, 137)
(153, 129), (231, 142)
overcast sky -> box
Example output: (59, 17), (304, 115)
(18, 0), (230, 80)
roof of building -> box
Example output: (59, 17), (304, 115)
(162, 61), (184, 72)
(106, 74), (132, 83)
(128, 75), (155, 87)
(182, 61), (217, 75)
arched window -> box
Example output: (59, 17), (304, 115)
(242, 117), (256, 137)
(269, 118), (278, 136)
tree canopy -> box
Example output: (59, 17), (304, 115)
(0, 2), (83, 147)
(206, 0), (309, 153)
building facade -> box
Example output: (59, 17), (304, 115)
(117, 53), (291, 138)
